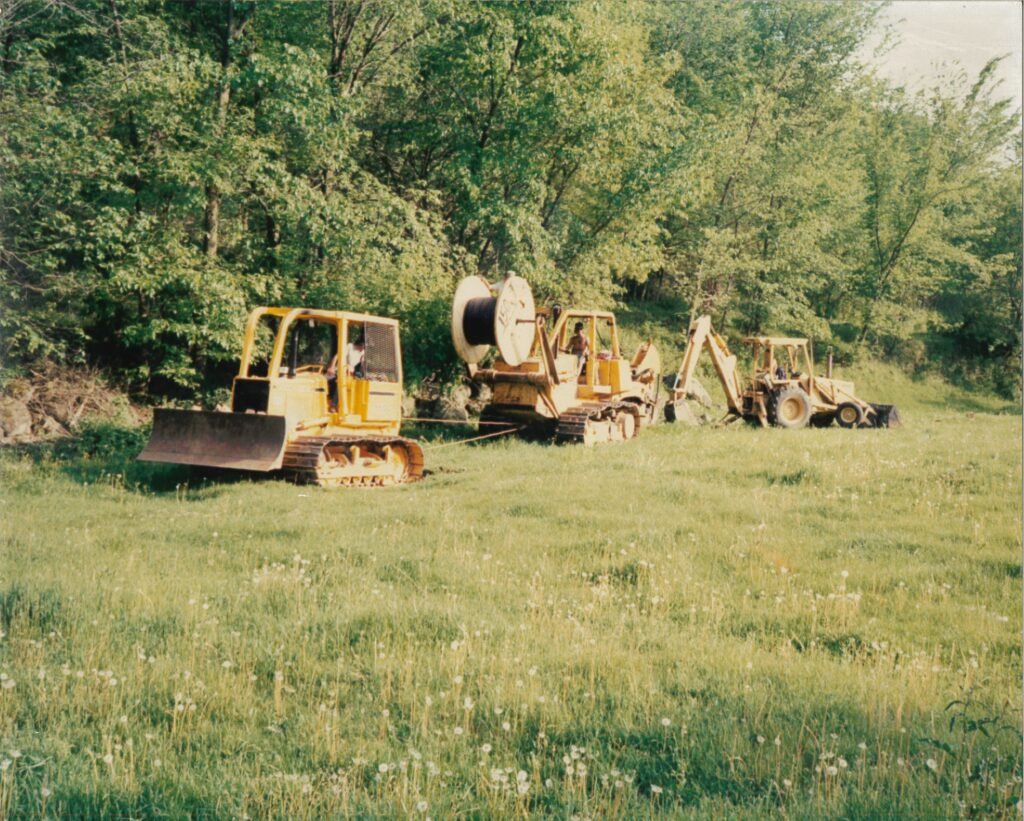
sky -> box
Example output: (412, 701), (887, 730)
(860, 0), (1023, 110)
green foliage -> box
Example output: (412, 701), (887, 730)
(0, 0), (1019, 396)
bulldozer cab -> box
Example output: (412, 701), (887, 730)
(541, 310), (631, 394)
(234, 308), (403, 430)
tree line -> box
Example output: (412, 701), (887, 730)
(1, 0), (1020, 398)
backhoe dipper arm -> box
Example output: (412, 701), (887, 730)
(671, 316), (712, 399)
(671, 315), (744, 416)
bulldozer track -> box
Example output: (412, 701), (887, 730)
(555, 403), (643, 446)
(282, 435), (424, 487)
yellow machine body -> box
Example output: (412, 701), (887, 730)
(139, 307), (423, 486)
(472, 308), (661, 444)
(666, 315), (900, 429)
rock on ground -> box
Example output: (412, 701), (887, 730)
(0, 398), (32, 440)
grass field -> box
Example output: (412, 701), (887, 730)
(1, 368), (1021, 818)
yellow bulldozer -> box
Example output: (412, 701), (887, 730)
(451, 274), (661, 444)
(139, 307), (424, 486)
(665, 315), (900, 429)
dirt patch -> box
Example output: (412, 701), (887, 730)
(1, 362), (147, 444)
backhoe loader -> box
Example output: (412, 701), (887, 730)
(139, 307), (423, 486)
(451, 275), (661, 444)
(665, 315), (900, 429)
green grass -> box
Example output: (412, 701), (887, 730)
(0, 382), (1020, 817)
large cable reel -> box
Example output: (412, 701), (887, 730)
(451, 274), (536, 367)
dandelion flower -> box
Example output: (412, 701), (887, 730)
(378, 763), (389, 774)
(826, 765), (838, 777)
(41, 787), (51, 798)
(463, 697), (474, 710)
(756, 735), (765, 744)
(0, 760), (9, 772)
(502, 722), (511, 732)
(926, 758), (938, 771)
(481, 744), (492, 754)
(527, 666), (537, 677)
(782, 778), (792, 788)
(103, 754), (114, 765)
(222, 661), (232, 669)
(838, 757), (848, 769)
(650, 784), (663, 795)
(416, 800), (428, 812)
(774, 736), (781, 746)
(453, 675), (463, 685)
(453, 726), (464, 736)
(660, 717), (671, 727)
(858, 742), (867, 751)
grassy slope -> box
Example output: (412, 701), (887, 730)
(0, 367), (1020, 818)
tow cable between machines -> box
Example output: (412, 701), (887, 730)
(403, 417), (524, 450)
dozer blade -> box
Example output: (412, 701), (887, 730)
(138, 408), (289, 472)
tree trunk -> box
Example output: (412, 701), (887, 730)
(204, 1), (243, 259)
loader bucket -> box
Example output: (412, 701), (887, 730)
(868, 403), (902, 428)
(138, 409), (289, 472)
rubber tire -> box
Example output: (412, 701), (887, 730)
(771, 386), (812, 429)
(664, 402), (677, 423)
(810, 413), (835, 428)
(835, 402), (864, 429)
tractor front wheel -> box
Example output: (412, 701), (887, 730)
(835, 402), (864, 429)
(771, 386), (812, 429)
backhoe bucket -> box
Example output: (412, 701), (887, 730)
(138, 409), (289, 472)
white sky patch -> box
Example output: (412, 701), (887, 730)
(860, 0), (1023, 111)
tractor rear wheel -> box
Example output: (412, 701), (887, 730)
(835, 402), (864, 429)
(771, 386), (812, 429)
